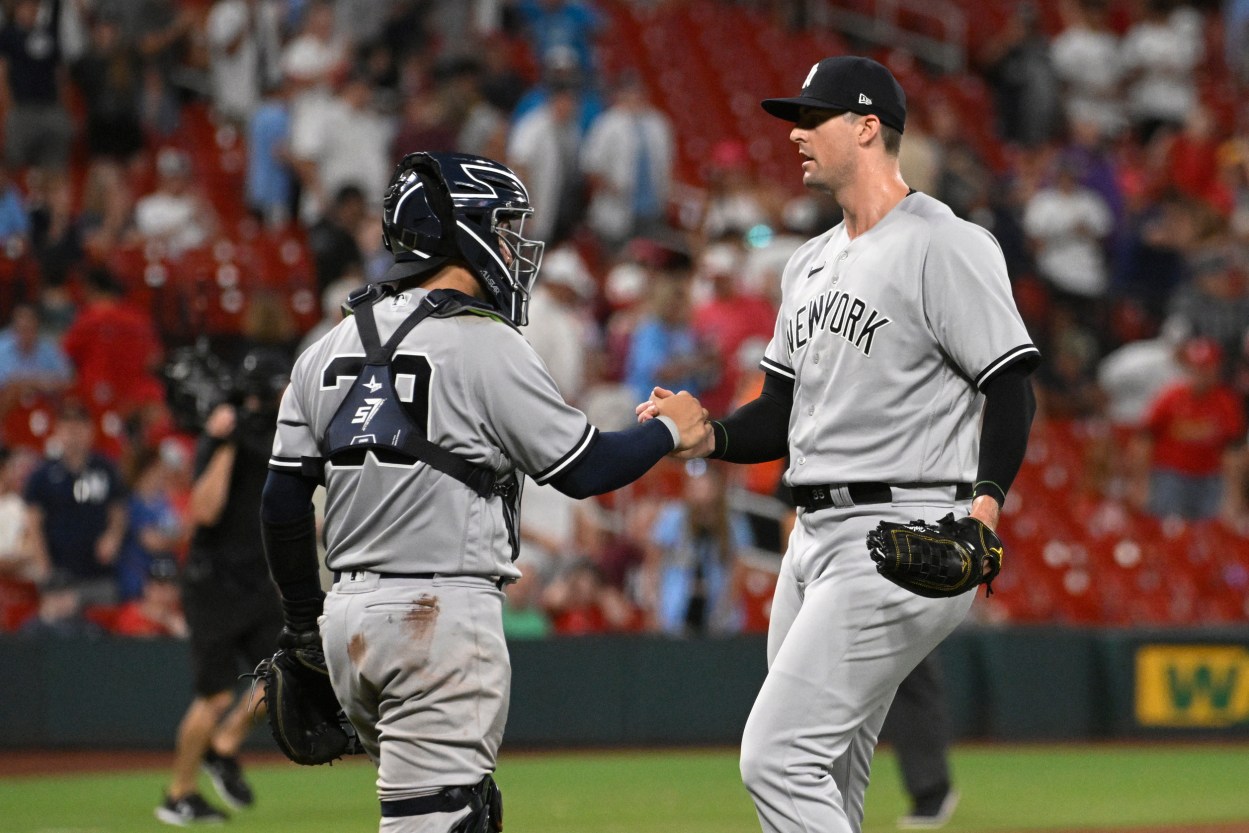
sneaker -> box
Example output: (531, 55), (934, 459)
(202, 749), (255, 810)
(898, 788), (960, 830)
(155, 793), (228, 826)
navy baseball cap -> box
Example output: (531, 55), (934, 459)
(761, 56), (907, 133)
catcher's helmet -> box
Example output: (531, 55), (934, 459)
(381, 152), (544, 327)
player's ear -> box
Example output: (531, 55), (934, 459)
(857, 114), (881, 147)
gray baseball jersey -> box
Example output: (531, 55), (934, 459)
(269, 288), (595, 580)
(760, 191), (1039, 486)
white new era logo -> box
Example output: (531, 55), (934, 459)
(859, 93), (872, 105)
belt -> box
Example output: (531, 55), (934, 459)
(332, 570), (509, 590)
(790, 481), (972, 512)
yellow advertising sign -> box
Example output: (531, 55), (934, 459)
(1136, 645), (1249, 728)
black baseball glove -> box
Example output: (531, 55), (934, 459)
(252, 629), (363, 766)
(866, 513), (1003, 598)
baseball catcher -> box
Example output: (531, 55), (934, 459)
(867, 513), (1003, 598)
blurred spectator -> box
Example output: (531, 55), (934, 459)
(514, 0), (603, 78)
(1050, 0), (1126, 140)
(69, 11), (146, 164)
(541, 556), (639, 634)
(61, 267), (166, 420)
(1097, 330), (1185, 427)
(0, 303), (72, 400)
(0, 0), (75, 171)
(22, 400), (128, 606)
(501, 565), (553, 639)
(512, 43), (604, 136)
(78, 160), (137, 263)
(116, 444), (186, 603)
(390, 75), (458, 158)
(976, 0), (1062, 147)
(296, 275), (357, 358)
(1023, 155), (1115, 312)
(0, 446), (38, 581)
(205, 0), (282, 128)
(690, 242), (776, 418)
(434, 54), (508, 158)
(282, 0), (350, 222)
(1134, 337), (1246, 519)
(1033, 312), (1106, 420)
(507, 76), (586, 244)
(927, 96), (995, 221)
(134, 148), (219, 256)
(1119, 0), (1204, 143)
(111, 556), (188, 638)
(1164, 105), (1232, 216)
(19, 570), (105, 637)
(244, 73), (296, 228)
(1111, 191), (1202, 324)
(27, 168), (83, 288)
(643, 460), (749, 636)
(580, 72), (674, 249)
(103, 0), (199, 138)
(623, 251), (718, 404)
(699, 139), (772, 243)
(1162, 244), (1249, 362)
(290, 71), (394, 230)
(306, 183), (365, 295)
(525, 245), (597, 404)
(0, 163), (30, 251)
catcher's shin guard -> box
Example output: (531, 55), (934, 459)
(379, 775), (502, 832)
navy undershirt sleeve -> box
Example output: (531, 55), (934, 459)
(548, 419), (675, 499)
(260, 469), (322, 602)
(972, 363), (1036, 506)
(708, 371), (793, 463)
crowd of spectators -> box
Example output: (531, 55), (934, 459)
(1, 0), (1248, 638)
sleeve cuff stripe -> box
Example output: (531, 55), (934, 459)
(269, 457), (304, 469)
(760, 357), (795, 379)
(533, 424), (597, 483)
(976, 345), (1040, 389)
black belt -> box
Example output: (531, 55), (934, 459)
(790, 481), (972, 512)
(332, 570), (508, 590)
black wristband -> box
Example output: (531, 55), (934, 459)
(972, 480), (1007, 506)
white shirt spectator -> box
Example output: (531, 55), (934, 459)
(580, 81), (674, 244)
(206, 0), (282, 125)
(507, 91), (582, 243)
(1023, 173), (1114, 297)
(1119, 5), (1204, 127)
(1051, 19), (1125, 137)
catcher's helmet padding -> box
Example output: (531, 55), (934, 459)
(381, 152), (544, 327)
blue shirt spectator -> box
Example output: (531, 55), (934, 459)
(246, 89), (295, 226)
(515, 0), (603, 76)
(0, 304), (72, 390)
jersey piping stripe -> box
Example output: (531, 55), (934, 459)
(760, 356), (795, 380)
(532, 424), (597, 484)
(975, 344), (1040, 389)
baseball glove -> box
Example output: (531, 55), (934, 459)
(866, 513), (1003, 598)
(252, 630), (362, 766)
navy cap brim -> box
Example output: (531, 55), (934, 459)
(761, 95), (839, 122)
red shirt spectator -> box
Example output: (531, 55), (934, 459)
(62, 269), (165, 418)
(1142, 340), (1245, 476)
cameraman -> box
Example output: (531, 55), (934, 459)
(157, 349), (291, 826)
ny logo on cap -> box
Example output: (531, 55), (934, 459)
(802, 62), (819, 89)
(859, 93), (872, 105)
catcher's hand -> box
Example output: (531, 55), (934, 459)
(252, 628), (363, 766)
(866, 513), (1003, 598)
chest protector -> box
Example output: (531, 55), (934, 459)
(317, 287), (521, 559)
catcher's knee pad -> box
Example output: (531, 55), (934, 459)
(379, 775), (502, 833)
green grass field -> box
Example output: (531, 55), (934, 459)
(2, 744), (1248, 833)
